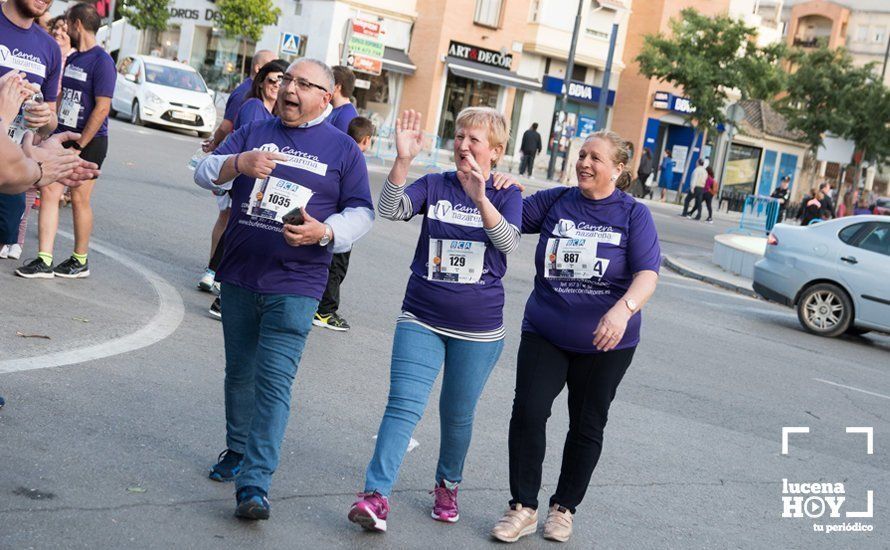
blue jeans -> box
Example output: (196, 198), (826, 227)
(364, 322), (504, 497)
(220, 283), (318, 493)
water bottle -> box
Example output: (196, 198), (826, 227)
(8, 91), (43, 144)
(187, 147), (210, 171)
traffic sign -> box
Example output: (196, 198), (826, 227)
(280, 33), (301, 56)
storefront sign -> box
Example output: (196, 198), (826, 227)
(346, 18), (384, 76)
(653, 91), (696, 114)
(167, 7), (221, 22)
(348, 54), (383, 75)
(542, 76), (615, 106)
(447, 41), (513, 70)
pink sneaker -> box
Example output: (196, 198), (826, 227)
(431, 480), (460, 523)
(348, 491), (389, 532)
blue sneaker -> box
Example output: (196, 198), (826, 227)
(235, 486), (270, 520)
(209, 449), (243, 482)
(0, 395), (5, 409)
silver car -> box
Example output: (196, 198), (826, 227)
(753, 215), (890, 337)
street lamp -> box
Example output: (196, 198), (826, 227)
(546, 0), (584, 181)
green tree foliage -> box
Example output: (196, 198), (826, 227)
(217, 0), (282, 75)
(846, 68), (890, 167)
(636, 8), (786, 199)
(776, 47), (861, 154)
(118, 0), (170, 32)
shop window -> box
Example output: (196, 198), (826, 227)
(191, 27), (256, 92)
(873, 26), (886, 44)
(572, 65), (586, 83)
(474, 0), (504, 28)
(723, 143), (762, 196)
(438, 73), (500, 148)
(144, 26), (181, 60)
(354, 71), (394, 130)
(855, 25), (868, 42)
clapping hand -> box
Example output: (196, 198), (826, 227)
(0, 71), (30, 124)
(395, 109), (423, 161)
(455, 152), (487, 204)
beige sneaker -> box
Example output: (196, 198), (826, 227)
(491, 504), (538, 543)
(542, 504), (573, 542)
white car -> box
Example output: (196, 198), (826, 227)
(111, 55), (216, 138)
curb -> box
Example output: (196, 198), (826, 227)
(661, 254), (759, 299)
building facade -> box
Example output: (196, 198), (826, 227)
(612, 0), (784, 194)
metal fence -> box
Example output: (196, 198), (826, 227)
(735, 194), (780, 235)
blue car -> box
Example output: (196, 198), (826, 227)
(753, 216), (890, 337)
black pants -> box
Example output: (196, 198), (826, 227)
(519, 153), (536, 176)
(317, 250), (351, 315)
(508, 331), (636, 513)
(681, 187), (702, 216)
(638, 172), (652, 199)
(693, 192), (713, 220)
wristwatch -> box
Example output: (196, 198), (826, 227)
(624, 298), (638, 314)
(318, 224), (332, 247)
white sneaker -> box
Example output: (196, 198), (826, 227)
(6, 244), (22, 260)
(0, 245), (8, 259)
(197, 268), (216, 292)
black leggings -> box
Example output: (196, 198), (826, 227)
(508, 331), (635, 513)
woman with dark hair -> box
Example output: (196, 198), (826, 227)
(233, 59), (288, 131)
(690, 166), (716, 223)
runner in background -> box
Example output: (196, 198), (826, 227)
(0, 0), (61, 266)
(326, 66), (359, 133)
(16, 2), (115, 279)
(313, 116), (374, 331)
(197, 49), (275, 293)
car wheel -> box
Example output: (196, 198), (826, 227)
(796, 283), (853, 337)
(131, 100), (143, 126)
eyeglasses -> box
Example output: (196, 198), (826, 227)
(279, 74), (329, 94)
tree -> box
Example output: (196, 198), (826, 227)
(636, 8), (786, 201)
(118, 0), (171, 54)
(846, 68), (890, 176)
(217, 0), (281, 78)
(776, 47), (864, 190)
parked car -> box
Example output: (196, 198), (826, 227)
(874, 197), (890, 216)
(753, 216), (890, 337)
(111, 55), (216, 138)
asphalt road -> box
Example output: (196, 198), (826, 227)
(1, 119), (887, 549)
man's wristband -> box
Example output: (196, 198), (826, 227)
(233, 153), (242, 174)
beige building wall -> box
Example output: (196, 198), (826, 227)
(403, 0), (532, 134)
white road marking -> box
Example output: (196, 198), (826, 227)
(813, 378), (890, 401)
(0, 231), (184, 374)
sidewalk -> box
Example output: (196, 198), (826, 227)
(661, 249), (758, 298)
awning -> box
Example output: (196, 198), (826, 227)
(382, 47), (416, 76)
(445, 56), (542, 92)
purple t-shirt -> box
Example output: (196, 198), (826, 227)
(213, 119), (373, 298)
(327, 102), (358, 134)
(0, 9), (62, 101)
(400, 172), (523, 332)
(57, 46), (116, 136)
(521, 187), (661, 352)
(223, 77), (252, 123)
(233, 97), (273, 131)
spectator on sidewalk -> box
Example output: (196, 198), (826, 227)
(853, 194), (872, 216)
(770, 176), (790, 222)
(690, 166), (716, 223)
(636, 147), (653, 199)
(682, 158), (706, 217)
(313, 116), (375, 332)
(657, 149), (674, 202)
(801, 189), (824, 225)
(519, 122), (542, 177)
(819, 182), (835, 219)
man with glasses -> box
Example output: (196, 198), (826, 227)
(193, 58), (374, 521)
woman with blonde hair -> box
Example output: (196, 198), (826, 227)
(491, 131), (661, 543)
(348, 107), (522, 532)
